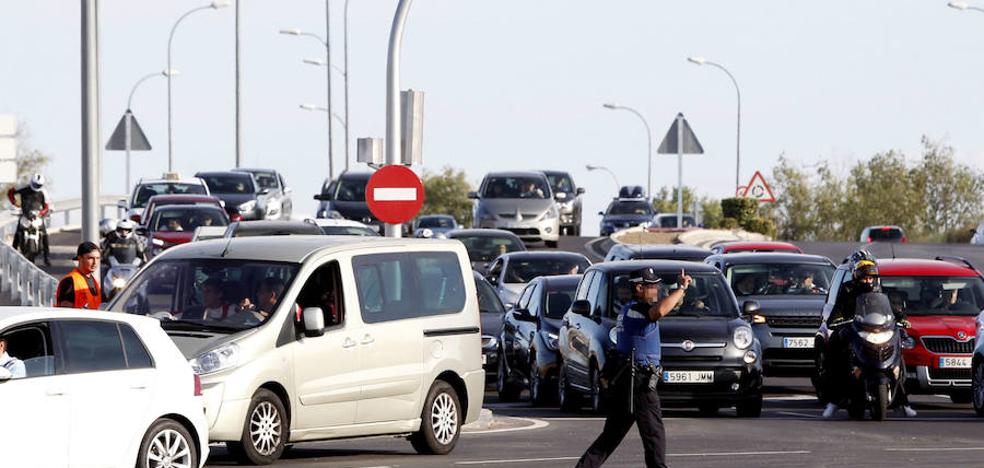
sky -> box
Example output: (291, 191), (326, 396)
(2, 0), (984, 236)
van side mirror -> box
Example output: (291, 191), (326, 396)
(742, 300), (761, 317)
(467, 191), (479, 200)
(571, 300), (591, 317)
(302, 307), (326, 337)
(0, 367), (11, 382)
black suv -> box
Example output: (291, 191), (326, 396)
(496, 274), (580, 405)
(705, 253), (836, 376)
(314, 172), (381, 231)
(605, 244), (711, 262)
(557, 261), (763, 415)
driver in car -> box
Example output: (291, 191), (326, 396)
(0, 337), (25, 379)
(226, 277), (285, 326)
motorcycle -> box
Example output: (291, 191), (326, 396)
(17, 209), (44, 263)
(102, 256), (142, 302)
(840, 292), (905, 421)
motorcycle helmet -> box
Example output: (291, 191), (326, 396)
(99, 218), (118, 237)
(852, 258), (880, 292)
(29, 173), (45, 191)
(116, 219), (137, 238)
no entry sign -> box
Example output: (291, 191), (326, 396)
(366, 165), (425, 224)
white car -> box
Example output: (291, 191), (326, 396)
(0, 308), (208, 468)
(108, 236), (484, 465)
(306, 217), (381, 236)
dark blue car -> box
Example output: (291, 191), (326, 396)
(598, 198), (655, 236)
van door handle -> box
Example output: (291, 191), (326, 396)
(46, 389), (66, 397)
(342, 338), (357, 349)
(361, 335), (375, 345)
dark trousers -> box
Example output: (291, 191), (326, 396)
(576, 379), (667, 468)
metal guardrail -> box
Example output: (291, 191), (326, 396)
(0, 195), (125, 306)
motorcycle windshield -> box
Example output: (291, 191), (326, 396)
(855, 292), (894, 329)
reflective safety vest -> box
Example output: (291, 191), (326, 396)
(63, 268), (101, 310)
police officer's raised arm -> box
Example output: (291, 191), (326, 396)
(646, 268), (693, 321)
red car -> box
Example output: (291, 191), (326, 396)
(142, 194), (239, 226)
(710, 241), (803, 255)
(146, 204), (230, 257)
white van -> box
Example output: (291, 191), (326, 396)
(108, 236), (484, 465)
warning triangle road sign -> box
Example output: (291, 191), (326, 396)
(741, 170), (776, 202)
(106, 110), (152, 151)
(657, 112), (704, 155)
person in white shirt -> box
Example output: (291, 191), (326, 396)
(0, 337), (26, 379)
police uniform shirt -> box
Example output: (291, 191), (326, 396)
(57, 274), (98, 305)
(615, 300), (662, 367)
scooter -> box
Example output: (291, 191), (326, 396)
(17, 209), (44, 263)
(102, 256), (142, 302)
(843, 292), (905, 421)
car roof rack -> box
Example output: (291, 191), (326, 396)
(934, 256), (982, 275)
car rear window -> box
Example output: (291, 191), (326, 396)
(868, 228), (904, 241)
(880, 275), (984, 316)
(608, 201), (652, 215)
(134, 183), (207, 207)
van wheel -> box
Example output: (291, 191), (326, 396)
(227, 389), (288, 465)
(410, 380), (462, 455)
(136, 418), (198, 468)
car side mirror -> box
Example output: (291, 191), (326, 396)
(313, 194), (329, 201)
(576, 187), (585, 195)
(742, 300), (761, 317)
(302, 307), (326, 337)
(597, 211), (604, 216)
(514, 308), (535, 322)
(283, 187), (293, 195)
(554, 192), (567, 201)
(0, 367), (11, 382)
(135, 227), (148, 237)
(571, 299), (591, 317)
(467, 191), (479, 200)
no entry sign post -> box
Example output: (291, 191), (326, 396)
(366, 165), (425, 225)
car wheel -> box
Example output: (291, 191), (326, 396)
(545, 240), (558, 249)
(529, 356), (549, 407)
(811, 343), (827, 403)
(589, 363), (606, 414)
(496, 351), (522, 402)
(227, 389), (288, 465)
(136, 418), (198, 468)
(974, 360), (984, 416)
(735, 393), (763, 418)
(410, 380), (462, 455)
(558, 363), (580, 411)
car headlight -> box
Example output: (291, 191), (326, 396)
(190, 342), (240, 375)
(859, 329), (894, 345)
(542, 207), (559, 220)
(238, 200), (257, 213)
(542, 331), (559, 351)
(743, 350), (758, 364)
(733, 326), (753, 349)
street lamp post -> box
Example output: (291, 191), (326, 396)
(343, 0), (352, 172)
(384, 0), (414, 238)
(167, 0), (229, 173)
(688, 56), (742, 194)
(585, 164), (620, 194)
(281, 26), (336, 179)
(949, 1), (984, 12)
(602, 103), (652, 201)
(299, 103), (347, 129)
(126, 69), (178, 193)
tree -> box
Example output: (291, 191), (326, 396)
(652, 186), (698, 214)
(420, 166), (474, 226)
(1, 124), (51, 207)
(916, 137), (984, 239)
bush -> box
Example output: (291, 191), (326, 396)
(701, 200), (723, 229)
(719, 217), (739, 230)
(745, 217), (777, 238)
(944, 224), (977, 244)
(721, 198), (758, 226)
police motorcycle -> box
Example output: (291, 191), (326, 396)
(834, 292), (906, 421)
(15, 209), (44, 263)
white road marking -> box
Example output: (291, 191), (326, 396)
(764, 394), (816, 401)
(886, 447), (984, 452)
(778, 411), (820, 418)
(669, 450), (811, 457)
(456, 456), (580, 465)
(462, 417), (550, 435)
(373, 187), (416, 201)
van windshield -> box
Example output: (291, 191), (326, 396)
(109, 259), (301, 332)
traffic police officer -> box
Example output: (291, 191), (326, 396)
(576, 267), (693, 468)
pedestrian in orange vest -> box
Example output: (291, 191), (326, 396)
(56, 241), (102, 309)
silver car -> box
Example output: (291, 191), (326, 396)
(469, 171), (561, 248)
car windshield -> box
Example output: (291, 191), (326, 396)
(200, 174), (255, 194)
(880, 275), (984, 316)
(454, 235), (525, 262)
(336, 178), (367, 202)
(608, 201), (653, 215)
(504, 257), (590, 283)
(151, 207), (228, 232)
(610, 272), (738, 319)
(655, 215), (696, 228)
(545, 173), (574, 194)
(134, 183), (207, 208)
(250, 171), (279, 190)
(418, 216), (455, 228)
(544, 284), (577, 319)
(476, 277), (506, 314)
(868, 228), (903, 241)
(481, 176), (550, 199)
(109, 259), (301, 332)
(726, 263), (834, 297)
(319, 225), (379, 236)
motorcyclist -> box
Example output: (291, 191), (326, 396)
(821, 251), (916, 418)
(100, 218), (147, 267)
(7, 174), (51, 266)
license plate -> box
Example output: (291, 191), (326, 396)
(939, 356), (971, 368)
(662, 371), (714, 384)
(783, 337), (814, 349)
(482, 354), (488, 365)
